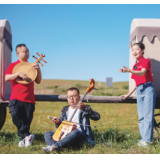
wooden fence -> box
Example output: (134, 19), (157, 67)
(1, 95), (160, 130)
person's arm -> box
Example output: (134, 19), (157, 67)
(83, 105), (100, 121)
(55, 113), (64, 128)
(77, 102), (100, 120)
(33, 63), (42, 84)
(5, 72), (30, 82)
(119, 66), (147, 76)
(119, 81), (136, 100)
(5, 73), (19, 81)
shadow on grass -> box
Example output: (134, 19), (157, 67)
(0, 131), (18, 141)
(93, 128), (141, 149)
(0, 128), (139, 143)
(34, 133), (45, 142)
(0, 131), (45, 144)
(0, 128), (141, 152)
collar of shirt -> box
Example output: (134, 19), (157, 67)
(17, 59), (28, 63)
(135, 56), (144, 66)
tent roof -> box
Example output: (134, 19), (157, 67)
(0, 19), (12, 35)
(0, 19), (12, 51)
(131, 19), (160, 33)
(129, 19), (160, 46)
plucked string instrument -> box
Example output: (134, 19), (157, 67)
(12, 52), (47, 84)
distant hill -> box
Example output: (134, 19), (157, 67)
(34, 79), (129, 96)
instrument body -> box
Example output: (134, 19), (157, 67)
(52, 120), (77, 141)
(12, 62), (37, 84)
(12, 52), (46, 84)
(52, 79), (95, 142)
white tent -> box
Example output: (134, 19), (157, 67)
(0, 19), (12, 100)
(129, 19), (160, 96)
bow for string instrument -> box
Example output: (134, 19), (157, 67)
(12, 52), (47, 84)
(50, 78), (97, 142)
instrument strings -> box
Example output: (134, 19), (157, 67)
(47, 116), (96, 128)
(22, 60), (39, 76)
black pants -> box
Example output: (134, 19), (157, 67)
(9, 99), (35, 140)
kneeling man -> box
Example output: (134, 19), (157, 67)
(42, 87), (100, 152)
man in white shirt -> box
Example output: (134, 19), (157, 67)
(42, 87), (100, 152)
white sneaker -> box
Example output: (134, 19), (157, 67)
(25, 133), (35, 147)
(42, 145), (55, 152)
(137, 141), (148, 147)
(18, 139), (25, 147)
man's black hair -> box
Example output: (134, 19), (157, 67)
(15, 44), (26, 53)
(67, 87), (80, 95)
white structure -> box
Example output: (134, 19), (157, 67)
(129, 19), (160, 96)
(0, 19), (12, 100)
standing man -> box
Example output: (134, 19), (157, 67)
(5, 44), (42, 147)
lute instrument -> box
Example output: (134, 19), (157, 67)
(50, 79), (97, 142)
(12, 52), (47, 84)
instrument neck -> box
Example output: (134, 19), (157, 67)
(68, 92), (87, 122)
(32, 59), (39, 65)
(32, 56), (44, 65)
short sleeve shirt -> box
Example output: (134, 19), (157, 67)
(131, 57), (153, 86)
(5, 60), (35, 104)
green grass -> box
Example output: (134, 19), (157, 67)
(1, 79), (160, 154)
(1, 127), (160, 154)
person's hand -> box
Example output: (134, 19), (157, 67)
(119, 94), (129, 100)
(52, 117), (60, 124)
(18, 72), (30, 81)
(32, 63), (40, 70)
(77, 102), (85, 110)
(119, 66), (130, 73)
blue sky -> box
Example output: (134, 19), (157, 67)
(0, 4), (160, 82)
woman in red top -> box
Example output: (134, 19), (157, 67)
(119, 42), (156, 147)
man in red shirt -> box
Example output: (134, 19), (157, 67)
(5, 44), (42, 147)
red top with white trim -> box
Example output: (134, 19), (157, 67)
(131, 56), (153, 86)
(5, 60), (35, 104)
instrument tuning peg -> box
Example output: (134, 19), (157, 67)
(39, 62), (43, 66)
(36, 52), (40, 57)
(41, 54), (47, 63)
(42, 59), (47, 63)
(41, 54), (45, 57)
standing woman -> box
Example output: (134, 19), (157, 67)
(119, 42), (156, 147)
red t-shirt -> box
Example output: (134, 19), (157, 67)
(5, 60), (35, 104)
(131, 56), (153, 86)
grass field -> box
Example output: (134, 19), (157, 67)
(1, 79), (160, 154)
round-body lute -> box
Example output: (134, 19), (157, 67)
(12, 53), (46, 84)
(12, 62), (37, 84)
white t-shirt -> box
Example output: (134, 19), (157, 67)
(66, 107), (82, 131)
